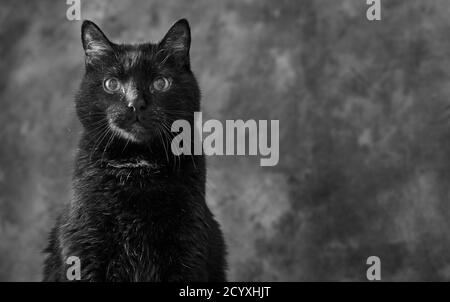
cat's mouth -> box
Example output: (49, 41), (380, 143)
(128, 122), (147, 138)
(108, 117), (141, 142)
(107, 108), (165, 143)
(109, 117), (158, 144)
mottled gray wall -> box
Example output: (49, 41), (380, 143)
(1, 0), (450, 281)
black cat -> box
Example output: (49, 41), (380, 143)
(43, 19), (227, 282)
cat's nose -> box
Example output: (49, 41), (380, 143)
(127, 97), (146, 112)
(123, 80), (146, 112)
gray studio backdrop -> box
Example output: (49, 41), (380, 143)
(1, 0), (450, 281)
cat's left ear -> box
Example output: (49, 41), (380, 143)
(81, 20), (114, 64)
(158, 19), (191, 67)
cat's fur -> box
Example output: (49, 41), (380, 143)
(43, 19), (227, 282)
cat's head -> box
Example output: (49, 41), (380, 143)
(76, 19), (199, 145)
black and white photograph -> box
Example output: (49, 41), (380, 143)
(0, 0), (449, 286)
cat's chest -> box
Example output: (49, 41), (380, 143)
(104, 218), (190, 281)
(76, 167), (205, 280)
(105, 231), (162, 281)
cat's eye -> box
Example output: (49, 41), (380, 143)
(103, 77), (121, 93)
(151, 76), (171, 92)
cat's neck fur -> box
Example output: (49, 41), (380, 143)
(75, 130), (203, 177)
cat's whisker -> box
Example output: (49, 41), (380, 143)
(89, 124), (111, 161)
(161, 109), (194, 115)
(121, 136), (131, 154)
(159, 122), (177, 171)
(168, 119), (197, 170)
(160, 126), (175, 171)
(88, 121), (110, 133)
(159, 123), (173, 162)
(161, 121), (185, 172)
(87, 123), (109, 151)
(100, 128), (115, 163)
(156, 126), (169, 164)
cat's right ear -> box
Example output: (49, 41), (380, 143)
(81, 20), (113, 64)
